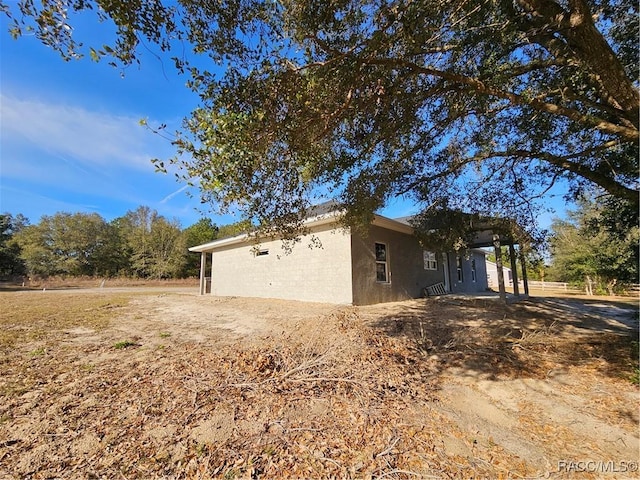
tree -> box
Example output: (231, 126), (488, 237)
(0, 213), (28, 279)
(147, 215), (185, 278)
(548, 193), (639, 294)
(3, 0), (638, 237)
(15, 212), (118, 277)
(216, 220), (253, 240)
(181, 218), (219, 277)
(115, 206), (185, 278)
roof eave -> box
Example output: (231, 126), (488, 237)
(188, 210), (345, 253)
(372, 215), (415, 235)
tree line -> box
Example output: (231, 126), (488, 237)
(0, 207), (248, 280)
(547, 195), (639, 295)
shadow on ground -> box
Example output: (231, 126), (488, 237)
(365, 295), (639, 381)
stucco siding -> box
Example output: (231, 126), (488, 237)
(350, 226), (444, 305)
(210, 224), (353, 304)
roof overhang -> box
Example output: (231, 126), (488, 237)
(188, 210), (345, 253)
(371, 215), (414, 235)
(188, 210), (418, 253)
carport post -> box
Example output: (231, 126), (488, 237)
(509, 244), (520, 296)
(493, 235), (507, 303)
(199, 252), (207, 296)
(520, 247), (530, 295)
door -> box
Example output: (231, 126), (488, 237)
(442, 253), (451, 292)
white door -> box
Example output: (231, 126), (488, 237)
(442, 253), (450, 292)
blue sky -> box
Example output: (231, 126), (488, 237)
(0, 12), (568, 231)
(0, 12), (230, 228)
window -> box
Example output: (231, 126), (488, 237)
(375, 242), (389, 282)
(456, 256), (464, 282)
(471, 259), (477, 282)
(423, 251), (437, 270)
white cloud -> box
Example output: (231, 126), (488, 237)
(0, 93), (173, 169)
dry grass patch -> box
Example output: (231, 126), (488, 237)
(0, 292), (130, 348)
(0, 292), (637, 479)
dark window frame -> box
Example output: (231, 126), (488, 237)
(375, 242), (390, 283)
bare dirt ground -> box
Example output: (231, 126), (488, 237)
(0, 288), (638, 479)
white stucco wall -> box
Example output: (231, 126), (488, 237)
(210, 224), (353, 304)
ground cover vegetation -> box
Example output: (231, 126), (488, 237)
(3, 0), (637, 244)
(0, 208), (248, 280)
(0, 291), (637, 478)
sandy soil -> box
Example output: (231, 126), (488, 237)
(0, 289), (638, 478)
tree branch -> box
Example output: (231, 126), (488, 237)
(362, 56), (638, 141)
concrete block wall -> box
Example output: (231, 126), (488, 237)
(210, 224), (353, 304)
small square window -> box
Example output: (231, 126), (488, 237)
(423, 251), (437, 270)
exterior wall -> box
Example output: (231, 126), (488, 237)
(448, 250), (489, 293)
(350, 226), (444, 305)
(210, 224), (353, 304)
(486, 260), (513, 289)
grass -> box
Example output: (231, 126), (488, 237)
(113, 340), (138, 350)
(0, 292), (132, 349)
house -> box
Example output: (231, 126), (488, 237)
(486, 260), (513, 289)
(189, 207), (490, 305)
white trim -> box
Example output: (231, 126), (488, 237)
(188, 210), (344, 253)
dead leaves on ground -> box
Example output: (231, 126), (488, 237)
(1, 298), (637, 479)
(0, 308), (532, 479)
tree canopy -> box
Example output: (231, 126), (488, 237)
(4, 0), (638, 238)
(548, 192), (639, 293)
(0, 213), (28, 278)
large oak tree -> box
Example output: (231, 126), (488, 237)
(4, 0), (637, 238)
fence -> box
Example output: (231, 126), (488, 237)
(523, 281), (640, 295)
(524, 280), (580, 292)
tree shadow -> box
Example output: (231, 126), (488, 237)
(364, 296), (639, 382)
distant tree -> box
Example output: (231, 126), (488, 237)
(548, 194), (638, 294)
(15, 212), (117, 277)
(0, 213), (28, 279)
(147, 216), (184, 278)
(115, 206), (184, 278)
(217, 220), (253, 239)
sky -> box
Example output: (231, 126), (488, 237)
(0, 11), (232, 228)
(0, 9), (568, 232)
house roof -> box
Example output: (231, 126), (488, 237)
(188, 203), (519, 254)
(188, 208), (414, 253)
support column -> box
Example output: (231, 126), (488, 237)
(519, 247), (530, 295)
(509, 244), (520, 296)
(493, 235), (507, 303)
(199, 252), (207, 296)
